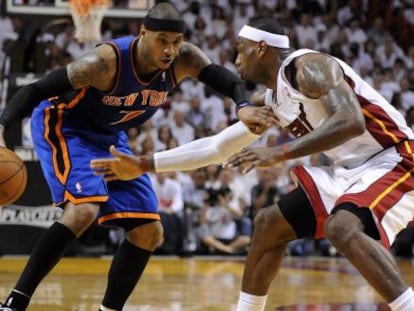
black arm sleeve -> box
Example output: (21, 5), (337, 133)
(198, 64), (249, 105)
(0, 67), (74, 129)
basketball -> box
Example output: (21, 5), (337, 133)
(0, 148), (27, 205)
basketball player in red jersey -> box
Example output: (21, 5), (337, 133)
(0, 3), (276, 311)
(91, 17), (414, 311)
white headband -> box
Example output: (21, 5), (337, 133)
(238, 25), (290, 49)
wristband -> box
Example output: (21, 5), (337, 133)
(282, 143), (293, 160)
(140, 155), (149, 171)
(236, 101), (254, 112)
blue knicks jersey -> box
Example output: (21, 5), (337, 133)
(60, 36), (177, 133)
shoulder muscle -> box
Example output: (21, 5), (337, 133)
(173, 41), (211, 81)
(67, 44), (117, 91)
(295, 53), (343, 99)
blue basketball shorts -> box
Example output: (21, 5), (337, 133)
(30, 100), (160, 227)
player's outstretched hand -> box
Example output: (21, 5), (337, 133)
(90, 145), (150, 181)
(237, 105), (278, 135)
(222, 146), (283, 174)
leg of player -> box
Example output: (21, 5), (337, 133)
(1, 202), (99, 311)
(325, 207), (414, 311)
(236, 204), (297, 311)
(99, 221), (163, 311)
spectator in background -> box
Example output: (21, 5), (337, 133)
(136, 119), (158, 148)
(380, 68), (400, 102)
(222, 96), (238, 125)
(405, 106), (414, 131)
(336, 0), (365, 26)
(155, 124), (174, 152)
(202, 86), (227, 132)
(207, 4), (227, 40)
(376, 35), (406, 70)
(199, 187), (251, 255)
(393, 58), (407, 82)
(191, 16), (207, 47)
(150, 172), (185, 255)
(170, 110), (195, 145)
(182, 167), (209, 252)
(399, 77), (414, 113)
(313, 23), (330, 52)
(367, 17), (389, 46)
(185, 95), (207, 130)
(218, 48), (238, 74)
(140, 134), (155, 156)
(126, 127), (139, 154)
(170, 88), (190, 114)
(166, 137), (179, 150)
(345, 17), (367, 45)
(250, 168), (279, 220)
(203, 34), (221, 64)
(294, 13), (317, 48)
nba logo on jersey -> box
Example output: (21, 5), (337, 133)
(75, 182), (83, 193)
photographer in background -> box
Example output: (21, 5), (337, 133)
(199, 187), (251, 255)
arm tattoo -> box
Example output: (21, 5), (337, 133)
(67, 45), (114, 90)
(175, 42), (210, 80)
(296, 55), (342, 99)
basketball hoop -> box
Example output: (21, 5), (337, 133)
(69, 0), (109, 43)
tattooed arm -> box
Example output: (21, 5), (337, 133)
(0, 44), (117, 146)
(224, 53), (366, 173)
(281, 53), (366, 159)
(67, 44), (117, 91)
(172, 41), (211, 81)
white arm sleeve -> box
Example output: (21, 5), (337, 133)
(154, 121), (260, 172)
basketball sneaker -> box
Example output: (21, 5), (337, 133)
(0, 304), (18, 311)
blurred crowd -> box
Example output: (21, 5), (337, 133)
(1, 0), (414, 257)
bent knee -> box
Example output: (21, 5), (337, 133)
(60, 203), (99, 235)
(253, 205), (295, 242)
(127, 221), (164, 251)
(325, 210), (362, 244)
(254, 205), (279, 228)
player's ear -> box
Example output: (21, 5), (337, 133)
(139, 25), (147, 37)
(257, 41), (268, 57)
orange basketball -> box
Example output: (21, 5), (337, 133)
(0, 148), (27, 205)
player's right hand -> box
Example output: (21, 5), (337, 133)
(222, 146), (283, 174)
(0, 125), (6, 148)
(237, 105), (278, 135)
(90, 145), (151, 181)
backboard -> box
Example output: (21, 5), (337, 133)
(6, 0), (153, 18)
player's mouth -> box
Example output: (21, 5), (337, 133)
(161, 58), (172, 65)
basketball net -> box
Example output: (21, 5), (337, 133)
(69, 0), (109, 43)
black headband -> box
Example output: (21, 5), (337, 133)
(143, 16), (186, 33)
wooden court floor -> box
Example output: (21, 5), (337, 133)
(0, 255), (412, 310)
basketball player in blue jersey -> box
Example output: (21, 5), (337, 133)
(0, 3), (276, 311)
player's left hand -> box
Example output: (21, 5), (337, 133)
(90, 145), (149, 181)
(237, 105), (278, 135)
(222, 147), (283, 174)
